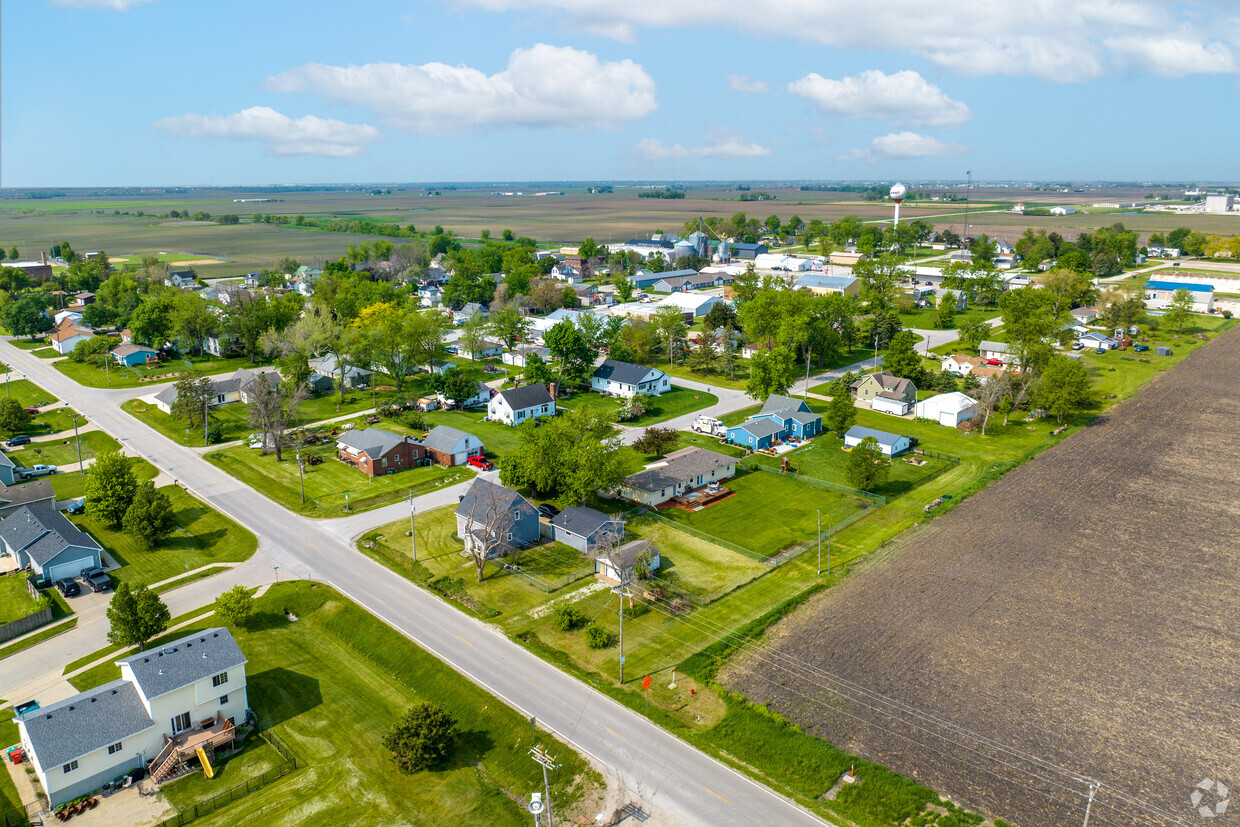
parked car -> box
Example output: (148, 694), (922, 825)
(1071, 342), (1084, 351)
(65, 498), (86, 515)
(1095, 347), (1107, 354)
(5, 434), (30, 447)
(466, 455), (495, 471)
(23, 408), (38, 416)
(17, 464), (56, 479)
(984, 358), (1003, 366)
(1134, 344), (1150, 352)
(56, 578), (80, 597)
(537, 503), (560, 519)
(81, 568), (111, 593)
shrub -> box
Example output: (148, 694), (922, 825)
(585, 625), (612, 649)
(1223, 309), (1233, 319)
(381, 702), (457, 774)
(552, 604), (583, 631)
(398, 411), (426, 431)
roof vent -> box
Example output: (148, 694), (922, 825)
(202, 652), (207, 659)
(158, 669), (163, 676)
(90, 698), (96, 703)
(45, 714), (52, 720)
(111, 690), (117, 695)
(68, 706), (74, 711)
(143, 658), (150, 663)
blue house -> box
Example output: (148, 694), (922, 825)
(110, 343), (160, 367)
(726, 395), (823, 449)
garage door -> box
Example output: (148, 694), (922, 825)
(46, 556), (96, 583)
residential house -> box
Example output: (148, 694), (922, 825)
(740, 341), (773, 360)
(914, 392), (979, 427)
(0, 503), (103, 584)
(844, 425), (912, 458)
(650, 272), (719, 292)
(423, 426), (484, 467)
(165, 270), (196, 288)
(550, 507), (623, 553)
(1079, 331), (1119, 350)
(1144, 280), (1214, 312)
(594, 540), (660, 582)
(727, 395), (823, 449)
(657, 292), (723, 319)
(978, 341), (1010, 363)
(488, 384), (555, 426)
(501, 347), (550, 368)
(110, 343), (160, 367)
(16, 627), (248, 807)
(454, 479), (539, 557)
(152, 367), (280, 415)
(453, 302), (487, 325)
(53, 310), (83, 327)
(418, 285), (442, 308)
(204, 332), (242, 358)
(851, 372), (917, 407)
(461, 340), (504, 361)
(725, 418), (785, 451)
(0, 477), (55, 518)
(440, 380), (492, 409)
(620, 447), (737, 507)
(336, 428), (428, 477)
(794, 273), (860, 297)
(50, 319), (95, 355)
(572, 284), (610, 307)
(1069, 306), (1102, 325)
(591, 360), (670, 398)
(941, 354), (984, 376)
(308, 354), (372, 392)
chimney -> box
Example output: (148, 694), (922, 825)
(548, 382), (557, 400)
(41, 251), (48, 265)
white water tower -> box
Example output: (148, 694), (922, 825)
(890, 183), (907, 226)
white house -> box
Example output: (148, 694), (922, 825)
(16, 628), (248, 807)
(0, 504), (103, 584)
(50, 318), (95, 355)
(152, 367), (280, 415)
(591, 360), (670, 398)
(657, 292), (723, 318)
(439, 380), (492, 409)
(501, 347), (550, 368)
(53, 310), (83, 326)
(941, 354), (984, 376)
(914, 392), (980, 427)
(488, 384), (555, 426)
(843, 425), (912, 458)
(978, 340), (1010, 363)
(1079, 331), (1119, 350)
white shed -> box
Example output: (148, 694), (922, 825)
(914, 392), (979, 427)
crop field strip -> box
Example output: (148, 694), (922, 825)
(723, 324), (1240, 826)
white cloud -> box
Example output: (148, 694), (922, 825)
(454, 0), (1240, 81)
(47, 0), (153, 7)
(266, 44), (657, 134)
(726, 74), (769, 95)
(635, 128), (771, 162)
(788, 70), (970, 129)
(838, 131), (969, 163)
(152, 106), (381, 158)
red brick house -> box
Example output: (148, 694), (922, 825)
(335, 428), (427, 477)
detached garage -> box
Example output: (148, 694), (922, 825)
(914, 392), (979, 427)
(0, 504), (103, 584)
(844, 426), (912, 458)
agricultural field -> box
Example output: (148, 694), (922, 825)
(71, 582), (600, 827)
(724, 325), (1240, 826)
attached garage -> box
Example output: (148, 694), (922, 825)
(43, 548), (101, 583)
(0, 504), (103, 584)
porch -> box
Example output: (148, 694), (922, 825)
(150, 713), (236, 786)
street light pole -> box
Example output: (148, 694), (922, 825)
(72, 415), (83, 473)
(409, 493), (417, 562)
(297, 444), (306, 504)
(203, 396), (209, 446)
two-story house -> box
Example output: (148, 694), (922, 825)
(487, 385), (555, 427)
(16, 628), (248, 806)
(590, 360), (670, 398)
(726, 395), (823, 450)
(850, 371), (917, 415)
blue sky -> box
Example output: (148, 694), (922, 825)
(4, 0), (1239, 185)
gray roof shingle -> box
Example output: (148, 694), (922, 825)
(733, 419), (783, 439)
(624, 447), (736, 494)
(592, 360), (662, 387)
(600, 540), (660, 570)
(758, 395), (809, 416)
(455, 479), (534, 521)
(336, 428), (410, 460)
(495, 384), (553, 411)
(423, 425), (476, 455)
(116, 627), (246, 701)
(18, 679), (155, 768)
(0, 504), (101, 566)
(845, 425), (907, 448)
(550, 506), (619, 539)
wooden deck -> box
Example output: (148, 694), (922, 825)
(151, 713), (236, 785)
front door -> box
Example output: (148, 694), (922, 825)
(171, 712), (191, 733)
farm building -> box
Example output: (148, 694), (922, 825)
(632, 268), (697, 290)
(657, 292), (723, 319)
(1143, 280), (1214, 312)
(915, 392), (979, 427)
(550, 507), (623, 553)
(844, 425), (912, 458)
(650, 272), (725, 292)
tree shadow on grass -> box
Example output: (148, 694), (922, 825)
(249, 667), (323, 729)
(444, 729), (497, 771)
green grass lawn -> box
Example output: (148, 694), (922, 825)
(7, 430), (120, 470)
(557, 386), (717, 426)
(206, 440), (471, 517)
(0, 378), (58, 409)
(9, 338), (50, 350)
(657, 469), (868, 557)
(749, 433), (951, 500)
(897, 306), (1000, 331)
(32, 347), (60, 359)
(0, 709), (22, 814)
(130, 582), (596, 827)
(625, 516), (768, 597)
(19, 407), (85, 438)
(0, 573), (42, 625)
(123, 398), (256, 445)
(68, 485), (257, 589)
(55, 353), (275, 389)
(50, 457), (158, 500)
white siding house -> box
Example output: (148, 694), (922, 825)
(591, 360), (670, 398)
(487, 385), (556, 426)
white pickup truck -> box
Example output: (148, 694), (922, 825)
(18, 464), (57, 479)
(691, 416), (726, 438)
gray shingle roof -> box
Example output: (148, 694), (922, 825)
(851, 371), (914, 396)
(110, 343), (158, 358)
(624, 447), (736, 494)
(979, 340), (1008, 353)
(423, 425), (476, 455)
(336, 427), (409, 460)
(18, 679), (155, 768)
(845, 425), (907, 449)
(787, 410), (822, 425)
(593, 360), (661, 387)
(758, 395), (809, 416)
(601, 540), (659, 571)
(0, 452), (13, 470)
(116, 627), (246, 701)
(495, 384), (553, 411)
(733, 419), (783, 439)
(0, 504), (101, 566)
(550, 506), (619, 539)
(455, 479), (534, 521)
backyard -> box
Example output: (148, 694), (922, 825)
(557, 385), (717, 426)
(68, 485), (257, 588)
(0, 709), (20, 818)
(55, 352), (275, 389)
(82, 582), (600, 827)
(0, 572), (41, 626)
(206, 439), (470, 517)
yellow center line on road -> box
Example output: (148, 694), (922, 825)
(604, 726), (627, 742)
(522, 675), (543, 690)
(455, 634), (473, 647)
(400, 599), (413, 609)
(705, 788), (730, 805)
(349, 567), (361, 577)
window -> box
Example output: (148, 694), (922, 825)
(381, 458), (387, 468)
(172, 712), (191, 733)
(505, 532), (513, 541)
(108, 742), (123, 755)
(219, 694), (229, 705)
(212, 671), (229, 687)
(513, 509), (521, 520)
(63, 761), (78, 773)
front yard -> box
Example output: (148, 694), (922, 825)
(0, 378), (57, 409)
(206, 440), (470, 517)
(81, 582), (600, 827)
(55, 353), (275, 389)
(557, 386), (718, 426)
(7, 430), (120, 470)
(50, 457), (159, 500)
(68, 485), (257, 588)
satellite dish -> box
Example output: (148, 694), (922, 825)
(529, 793), (544, 815)
(889, 183), (907, 202)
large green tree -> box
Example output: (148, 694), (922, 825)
(999, 287), (1060, 373)
(122, 481), (176, 549)
(845, 436), (889, 491)
(1034, 356), (1092, 423)
(883, 330), (923, 382)
(824, 389), (857, 435)
(106, 583), (171, 651)
(382, 703), (457, 774)
(650, 306), (688, 365)
(86, 450), (138, 528)
(0, 399), (31, 435)
(745, 346), (796, 399)
(544, 320), (592, 384)
(499, 409), (626, 504)
(1164, 287), (1195, 333)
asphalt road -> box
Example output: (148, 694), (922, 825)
(0, 343), (828, 827)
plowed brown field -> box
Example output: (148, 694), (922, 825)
(724, 325), (1240, 826)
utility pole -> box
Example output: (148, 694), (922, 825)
(611, 570), (631, 685)
(72, 415), (83, 473)
(409, 494), (417, 562)
(1082, 781), (1099, 827)
(105, 357), (110, 387)
(296, 443), (306, 504)
(528, 745), (559, 827)
(817, 508), (822, 574)
(203, 395), (209, 446)
(4, 370), (8, 398)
